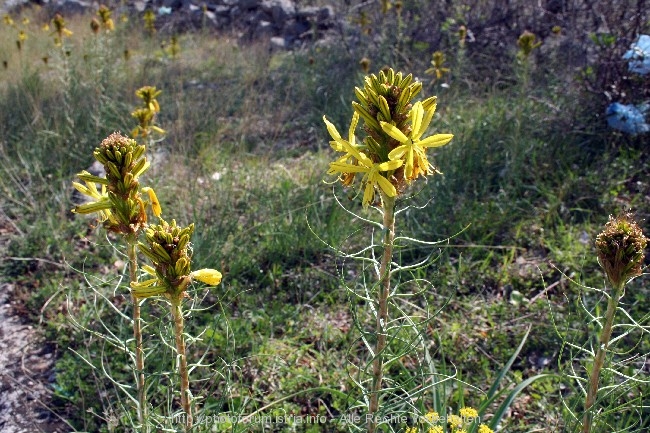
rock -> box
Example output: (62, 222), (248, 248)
(7, 0), (338, 49)
(261, 0), (295, 26)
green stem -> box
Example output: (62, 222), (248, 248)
(368, 193), (396, 433)
(127, 239), (147, 431)
(171, 295), (193, 430)
(582, 283), (623, 433)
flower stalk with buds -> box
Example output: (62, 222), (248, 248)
(72, 132), (161, 430)
(324, 68), (452, 433)
(582, 213), (647, 433)
(133, 219), (222, 430)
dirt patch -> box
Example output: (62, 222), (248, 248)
(0, 283), (71, 432)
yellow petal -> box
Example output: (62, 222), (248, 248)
(374, 174), (398, 197)
(380, 121), (409, 143)
(418, 134), (453, 148)
(411, 102), (424, 140)
(323, 116), (341, 141)
(347, 112), (359, 145)
(191, 268), (222, 286)
(142, 187), (162, 217)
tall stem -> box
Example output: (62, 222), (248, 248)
(582, 283), (623, 433)
(127, 238), (147, 430)
(368, 194), (396, 433)
(171, 296), (193, 430)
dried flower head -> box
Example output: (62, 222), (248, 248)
(90, 18), (100, 34)
(458, 25), (467, 47)
(360, 57), (371, 73)
(595, 213), (647, 288)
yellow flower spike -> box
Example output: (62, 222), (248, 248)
(141, 187), (162, 217)
(478, 425), (494, 433)
(191, 269), (223, 286)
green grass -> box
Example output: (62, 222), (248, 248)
(1, 3), (649, 432)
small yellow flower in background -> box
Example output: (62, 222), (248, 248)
(424, 411), (440, 423)
(478, 425), (494, 433)
(448, 414), (463, 430)
(517, 30), (542, 59)
(425, 51), (450, 81)
(380, 0), (392, 14)
(136, 85), (162, 113)
(458, 407), (478, 419)
(427, 427), (443, 433)
(97, 5), (115, 31)
(4, 14), (14, 26)
(52, 13), (73, 44)
(143, 9), (156, 35)
(382, 101), (453, 183)
(168, 35), (180, 58)
(16, 30), (27, 51)
(22, 17), (29, 25)
(131, 86), (165, 139)
(41, 23), (49, 32)
(405, 427), (418, 433)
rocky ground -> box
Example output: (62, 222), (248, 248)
(0, 218), (69, 432)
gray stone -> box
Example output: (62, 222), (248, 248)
(261, 0), (295, 26)
(269, 35), (287, 50)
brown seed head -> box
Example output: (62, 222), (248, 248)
(595, 213), (647, 288)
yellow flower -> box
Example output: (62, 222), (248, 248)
(427, 427), (443, 433)
(141, 187), (162, 217)
(478, 425), (494, 433)
(425, 51), (450, 80)
(459, 407), (478, 419)
(405, 427), (418, 433)
(4, 15), (14, 26)
(381, 101), (453, 182)
(424, 411), (440, 423)
(191, 269), (223, 286)
(448, 414), (463, 430)
(328, 136), (402, 208)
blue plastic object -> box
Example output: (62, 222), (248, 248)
(623, 34), (650, 75)
(606, 102), (649, 135)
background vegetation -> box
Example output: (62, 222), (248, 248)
(0, 0), (648, 431)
